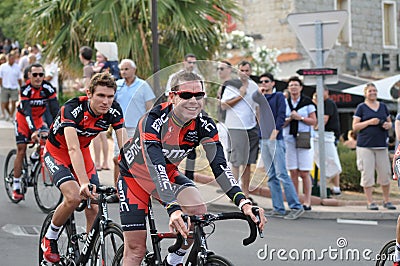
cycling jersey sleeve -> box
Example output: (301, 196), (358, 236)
(20, 98), (36, 132)
(141, 110), (182, 216)
(199, 115), (246, 206)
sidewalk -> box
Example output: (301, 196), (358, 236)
(0, 120), (397, 221)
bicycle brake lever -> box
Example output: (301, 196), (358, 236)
(87, 184), (94, 209)
(252, 207), (264, 238)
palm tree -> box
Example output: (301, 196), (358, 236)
(23, 0), (240, 79)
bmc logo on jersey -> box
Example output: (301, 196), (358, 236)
(42, 83), (55, 94)
(151, 113), (168, 133)
(71, 104), (83, 118)
(124, 137), (141, 164)
(108, 107), (121, 118)
(199, 116), (215, 132)
(162, 147), (194, 160)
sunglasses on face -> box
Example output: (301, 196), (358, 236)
(217, 67), (225, 71)
(174, 91), (205, 100)
(32, 73), (44, 77)
(259, 80), (270, 84)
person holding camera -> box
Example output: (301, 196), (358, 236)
(352, 83), (396, 211)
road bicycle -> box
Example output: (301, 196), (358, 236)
(112, 199), (262, 266)
(39, 185), (124, 266)
(376, 239), (396, 266)
(3, 128), (62, 213)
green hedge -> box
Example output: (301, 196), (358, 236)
(337, 143), (363, 192)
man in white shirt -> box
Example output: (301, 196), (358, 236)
(221, 61), (259, 202)
(0, 51), (22, 121)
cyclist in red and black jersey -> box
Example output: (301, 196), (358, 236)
(118, 72), (265, 266)
(12, 63), (59, 200)
(40, 73), (127, 264)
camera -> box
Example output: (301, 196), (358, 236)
(379, 119), (386, 127)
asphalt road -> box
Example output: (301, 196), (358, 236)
(0, 123), (396, 265)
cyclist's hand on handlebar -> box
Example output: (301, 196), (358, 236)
(242, 204), (266, 232)
(79, 183), (97, 200)
(31, 130), (39, 143)
(169, 210), (189, 239)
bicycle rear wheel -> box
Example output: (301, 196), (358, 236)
(376, 239), (396, 266)
(91, 223), (124, 266)
(3, 149), (22, 203)
(39, 210), (75, 265)
(204, 254), (234, 266)
(33, 162), (63, 213)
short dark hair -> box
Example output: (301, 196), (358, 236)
(287, 76), (303, 86)
(259, 72), (274, 82)
(29, 63), (44, 72)
(170, 72), (204, 92)
(80, 46), (93, 61)
(89, 72), (117, 94)
(238, 60), (252, 68)
(184, 53), (196, 60)
(220, 60), (232, 67)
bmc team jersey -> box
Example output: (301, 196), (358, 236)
(46, 96), (124, 158)
(15, 80), (59, 144)
(16, 80), (58, 130)
(119, 102), (245, 216)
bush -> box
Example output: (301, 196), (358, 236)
(337, 143), (363, 192)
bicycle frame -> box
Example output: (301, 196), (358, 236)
(60, 191), (114, 265)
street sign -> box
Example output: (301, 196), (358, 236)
(297, 68), (338, 86)
(296, 68), (337, 76)
(287, 11), (347, 66)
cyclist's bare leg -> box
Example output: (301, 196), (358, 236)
(122, 230), (147, 266)
(13, 143), (27, 178)
(51, 181), (82, 227)
(177, 186), (207, 248)
(397, 215), (400, 244)
(84, 204), (98, 233)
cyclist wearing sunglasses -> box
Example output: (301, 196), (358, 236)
(12, 63), (59, 201)
(118, 71), (265, 266)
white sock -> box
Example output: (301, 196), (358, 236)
(45, 222), (61, 240)
(13, 177), (21, 190)
(167, 248), (186, 265)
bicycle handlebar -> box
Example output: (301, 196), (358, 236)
(75, 185), (117, 212)
(168, 210), (259, 253)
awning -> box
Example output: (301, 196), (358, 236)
(342, 74), (400, 102)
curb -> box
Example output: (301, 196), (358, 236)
(194, 173), (400, 220)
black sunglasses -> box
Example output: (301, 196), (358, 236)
(217, 67), (225, 71)
(259, 80), (271, 84)
(32, 73), (44, 77)
(174, 91), (205, 100)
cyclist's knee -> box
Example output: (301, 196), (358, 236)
(63, 193), (81, 208)
(124, 238), (146, 262)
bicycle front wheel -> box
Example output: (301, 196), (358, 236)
(39, 210), (75, 265)
(376, 239), (396, 266)
(3, 149), (22, 203)
(33, 162), (63, 213)
(112, 245), (124, 266)
(204, 254), (234, 266)
(91, 223), (124, 266)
